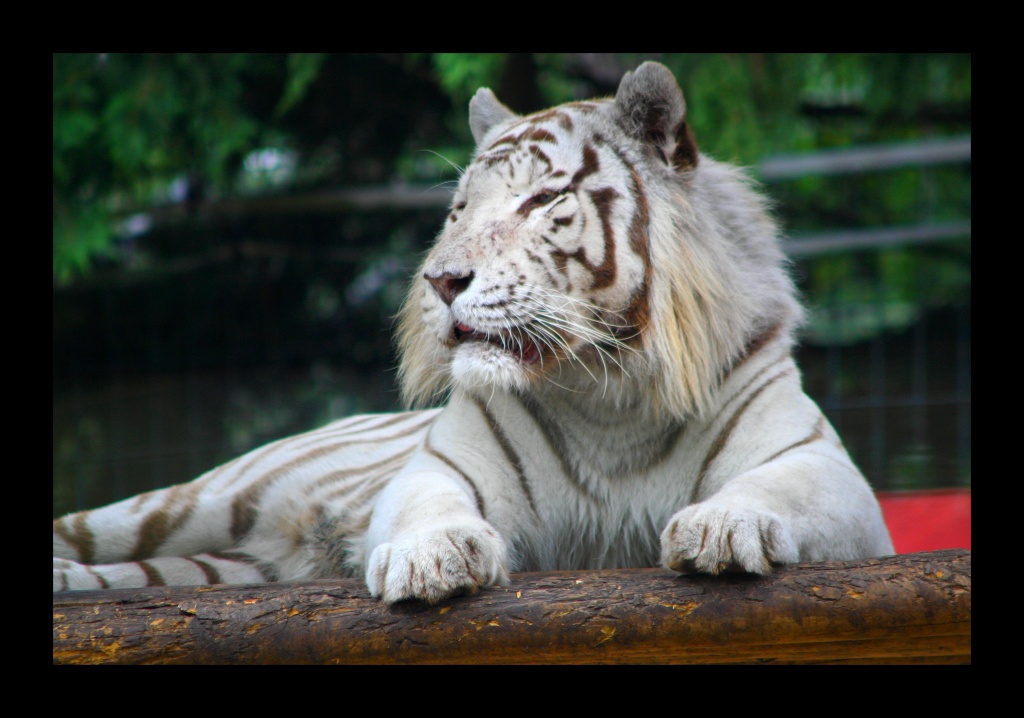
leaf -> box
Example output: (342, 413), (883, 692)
(276, 53), (328, 117)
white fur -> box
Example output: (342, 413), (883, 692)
(371, 62), (892, 602)
(53, 64), (893, 601)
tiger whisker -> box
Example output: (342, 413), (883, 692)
(522, 313), (632, 382)
(525, 290), (639, 340)
(418, 149), (465, 177)
(522, 298), (638, 361)
(529, 289), (641, 341)
(527, 320), (601, 384)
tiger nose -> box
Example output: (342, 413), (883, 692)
(425, 271), (474, 306)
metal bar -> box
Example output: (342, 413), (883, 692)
(783, 220), (971, 257)
(817, 393), (971, 411)
(759, 135), (971, 180)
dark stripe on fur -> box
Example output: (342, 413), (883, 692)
(425, 438), (488, 518)
(516, 395), (595, 500)
(85, 564), (110, 589)
(486, 126), (559, 158)
(589, 136), (651, 341)
(570, 143), (600, 188)
(722, 323), (783, 384)
(340, 411), (432, 436)
(488, 133), (520, 150)
(527, 146), (553, 173)
(187, 557), (223, 585)
(523, 127), (557, 143)
(131, 483), (199, 561)
(525, 109), (574, 131)
(218, 411), (433, 495)
(309, 444), (418, 494)
(671, 121), (699, 170)
(693, 367), (797, 502)
(716, 338), (789, 416)
(229, 417), (435, 542)
(587, 187), (620, 290)
(759, 416), (826, 467)
(471, 396), (538, 516)
(53, 513), (95, 565)
(624, 167), (650, 338)
(330, 413), (388, 433)
(640, 422), (688, 474)
(208, 550), (280, 582)
(138, 560), (166, 587)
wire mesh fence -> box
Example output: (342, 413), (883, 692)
(51, 261), (971, 518)
(52, 139), (971, 517)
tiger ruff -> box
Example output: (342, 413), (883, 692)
(54, 63), (894, 603)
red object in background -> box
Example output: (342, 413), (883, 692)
(876, 488), (971, 554)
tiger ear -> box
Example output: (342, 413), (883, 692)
(469, 88), (518, 146)
(614, 62), (698, 171)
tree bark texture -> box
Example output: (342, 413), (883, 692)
(53, 549), (970, 665)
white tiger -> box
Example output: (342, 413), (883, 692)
(53, 62), (894, 603)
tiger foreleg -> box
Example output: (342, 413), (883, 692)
(364, 471), (510, 604)
(660, 451), (892, 576)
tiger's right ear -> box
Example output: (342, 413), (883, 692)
(469, 88), (518, 146)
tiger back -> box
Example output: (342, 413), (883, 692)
(54, 62), (894, 603)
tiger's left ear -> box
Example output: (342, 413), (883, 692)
(614, 62), (699, 171)
(469, 88), (519, 146)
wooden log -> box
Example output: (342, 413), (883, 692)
(53, 549), (970, 665)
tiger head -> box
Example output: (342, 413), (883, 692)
(397, 62), (801, 420)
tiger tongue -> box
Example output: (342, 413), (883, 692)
(452, 323), (489, 342)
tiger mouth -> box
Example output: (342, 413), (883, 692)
(452, 323), (540, 365)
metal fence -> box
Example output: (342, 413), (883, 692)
(52, 137), (971, 517)
(772, 135), (971, 491)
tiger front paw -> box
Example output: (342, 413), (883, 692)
(366, 521), (510, 604)
(660, 503), (799, 576)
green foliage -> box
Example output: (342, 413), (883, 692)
(277, 53), (329, 117)
(655, 53), (971, 162)
(53, 53), (279, 282)
(52, 202), (113, 282)
(431, 53), (507, 107)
